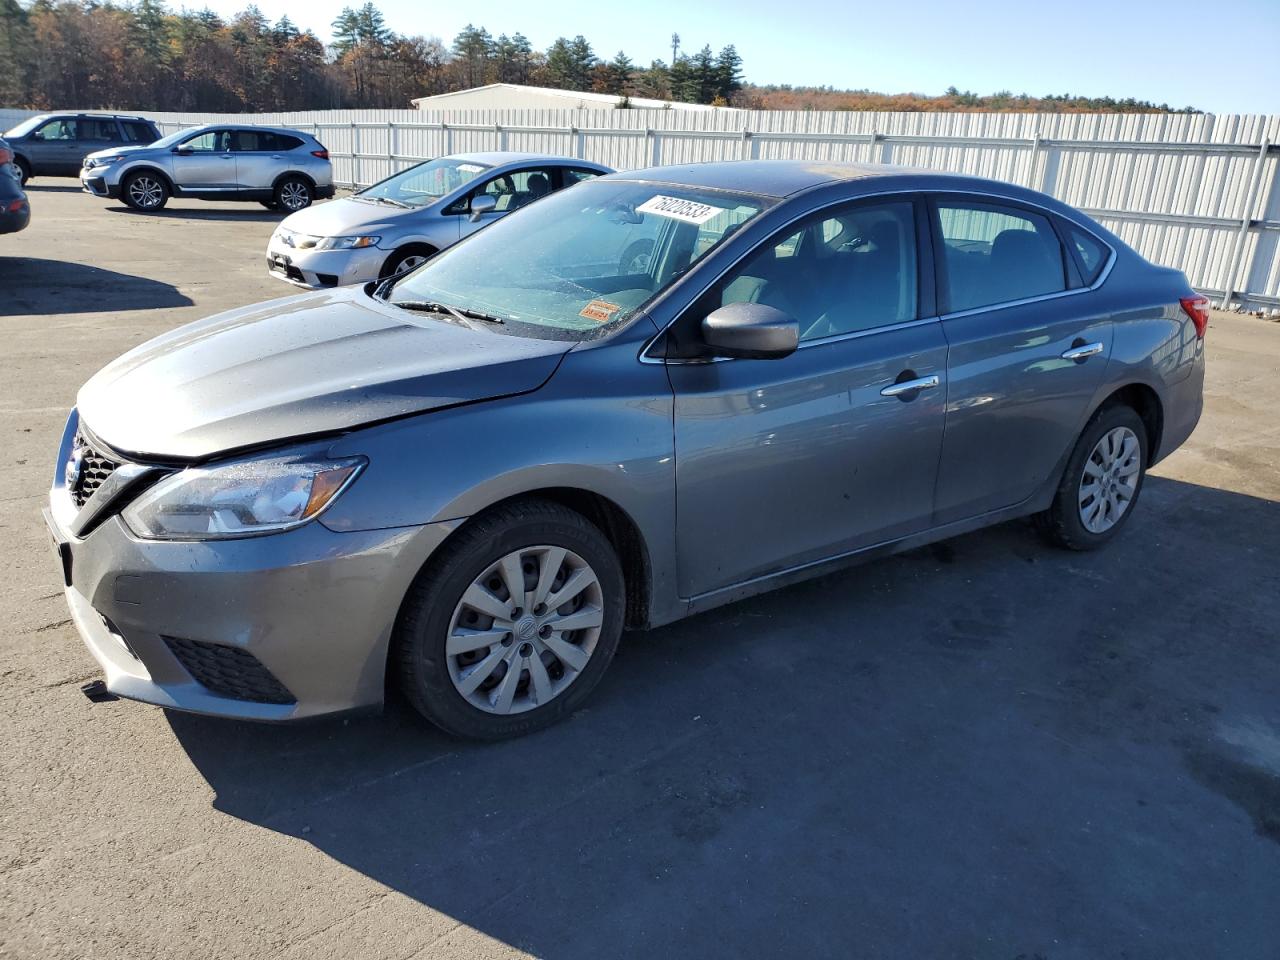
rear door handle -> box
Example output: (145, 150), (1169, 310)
(880, 374), (940, 398)
(1061, 342), (1104, 362)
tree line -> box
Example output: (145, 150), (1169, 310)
(0, 0), (1196, 114)
(0, 0), (744, 111)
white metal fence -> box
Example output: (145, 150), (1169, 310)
(6, 106), (1279, 312)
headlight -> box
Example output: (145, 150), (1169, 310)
(122, 456), (365, 541)
(314, 235), (380, 250)
(87, 155), (122, 167)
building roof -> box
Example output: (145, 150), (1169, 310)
(412, 83), (727, 111)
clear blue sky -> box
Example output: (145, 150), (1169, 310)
(194, 0), (1280, 113)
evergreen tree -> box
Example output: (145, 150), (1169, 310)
(714, 44), (743, 101)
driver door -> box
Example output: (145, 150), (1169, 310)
(29, 118), (83, 175)
(665, 196), (948, 599)
(171, 129), (235, 192)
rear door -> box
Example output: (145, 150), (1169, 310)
(930, 194), (1114, 524)
(229, 129), (287, 192)
(76, 118), (119, 164)
(171, 129), (236, 192)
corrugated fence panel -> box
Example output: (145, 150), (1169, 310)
(6, 105), (1279, 310)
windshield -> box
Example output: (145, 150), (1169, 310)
(4, 115), (49, 138)
(358, 157), (491, 208)
(150, 128), (199, 149)
(387, 179), (767, 337)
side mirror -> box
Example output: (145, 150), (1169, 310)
(469, 194), (497, 222)
(173, 145), (193, 156)
(701, 302), (799, 360)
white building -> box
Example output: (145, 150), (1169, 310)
(411, 83), (729, 112)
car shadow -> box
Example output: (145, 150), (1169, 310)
(0, 258), (193, 316)
(103, 204), (285, 223)
(21, 182), (83, 193)
(166, 476), (1280, 957)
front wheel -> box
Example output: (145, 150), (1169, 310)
(380, 246), (435, 280)
(122, 171), (169, 211)
(393, 500), (625, 740)
(1035, 404), (1148, 550)
(15, 157), (31, 186)
(274, 176), (313, 212)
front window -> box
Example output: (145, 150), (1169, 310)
(180, 130), (230, 152)
(386, 179), (767, 337)
(358, 157), (492, 208)
(34, 118), (78, 141)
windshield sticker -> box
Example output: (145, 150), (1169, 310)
(579, 299), (622, 323)
(456, 163), (484, 173)
(636, 195), (726, 225)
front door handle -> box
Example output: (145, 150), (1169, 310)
(880, 374), (941, 398)
(1061, 341), (1104, 362)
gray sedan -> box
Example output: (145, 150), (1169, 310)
(266, 152), (612, 288)
(45, 160), (1205, 740)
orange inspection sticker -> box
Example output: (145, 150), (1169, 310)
(579, 299), (622, 323)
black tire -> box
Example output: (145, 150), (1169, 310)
(1035, 403), (1148, 551)
(393, 499), (626, 740)
(379, 245), (436, 280)
(121, 170), (169, 211)
(274, 176), (313, 212)
(259, 200), (280, 210)
(14, 157), (31, 186)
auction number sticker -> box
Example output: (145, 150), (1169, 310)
(457, 163), (485, 173)
(636, 195), (725, 225)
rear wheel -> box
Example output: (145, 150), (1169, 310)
(274, 176), (313, 212)
(122, 171), (168, 211)
(1035, 404), (1148, 550)
(393, 499), (625, 740)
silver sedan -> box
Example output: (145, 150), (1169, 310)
(265, 152), (612, 288)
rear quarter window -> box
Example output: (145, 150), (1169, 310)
(1065, 224), (1109, 285)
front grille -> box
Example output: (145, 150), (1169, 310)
(162, 636), (296, 704)
(70, 432), (120, 508)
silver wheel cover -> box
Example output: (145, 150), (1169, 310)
(396, 254), (427, 273)
(446, 545), (604, 715)
(1078, 425), (1141, 534)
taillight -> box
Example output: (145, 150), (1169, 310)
(0, 147), (11, 165)
(1179, 294), (1209, 339)
(6, 199), (27, 213)
(311, 149), (329, 160)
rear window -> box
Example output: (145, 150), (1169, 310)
(121, 121), (156, 143)
(936, 201), (1067, 312)
(1066, 224), (1108, 285)
(78, 118), (119, 140)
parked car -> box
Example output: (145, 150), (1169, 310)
(80, 124), (333, 212)
(4, 113), (159, 185)
(266, 152), (612, 288)
(45, 161), (1205, 740)
(0, 137), (30, 234)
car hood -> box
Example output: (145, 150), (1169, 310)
(76, 287), (572, 460)
(85, 144), (153, 161)
(277, 196), (425, 237)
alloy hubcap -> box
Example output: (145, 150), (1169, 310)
(129, 177), (162, 208)
(446, 545), (604, 715)
(280, 182), (308, 210)
(1078, 425), (1141, 534)
(397, 254), (427, 273)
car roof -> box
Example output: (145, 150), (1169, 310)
(448, 151), (609, 168)
(602, 159), (1015, 200)
(181, 123), (315, 137)
(23, 112), (153, 122)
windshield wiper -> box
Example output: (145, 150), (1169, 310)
(390, 300), (505, 325)
(355, 195), (410, 208)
